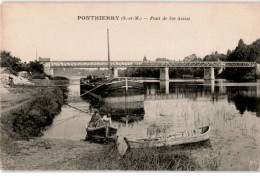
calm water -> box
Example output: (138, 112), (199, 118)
(43, 77), (260, 170)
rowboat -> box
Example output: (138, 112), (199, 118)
(86, 124), (117, 143)
(124, 125), (211, 149)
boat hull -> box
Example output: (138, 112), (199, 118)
(87, 125), (117, 139)
(124, 126), (211, 149)
(80, 79), (144, 98)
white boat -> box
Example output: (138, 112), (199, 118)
(124, 125), (211, 149)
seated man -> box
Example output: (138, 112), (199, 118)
(88, 109), (102, 128)
(102, 113), (112, 124)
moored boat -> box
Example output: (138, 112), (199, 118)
(80, 77), (144, 98)
(86, 124), (117, 142)
(79, 29), (144, 98)
(124, 125), (211, 149)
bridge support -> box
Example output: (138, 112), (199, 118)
(204, 67), (215, 80)
(160, 67), (169, 81)
(49, 68), (54, 76)
(256, 64), (260, 79)
(42, 61), (54, 76)
(113, 67), (118, 78)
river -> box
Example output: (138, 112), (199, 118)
(43, 76), (260, 171)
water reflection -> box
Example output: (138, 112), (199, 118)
(160, 81), (169, 94)
(226, 86), (260, 116)
(143, 81), (260, 117)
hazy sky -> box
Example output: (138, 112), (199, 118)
(1, 3), (260, 62)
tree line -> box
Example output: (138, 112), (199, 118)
(121, 38), (260, 80)
(0, 51), (46, 78)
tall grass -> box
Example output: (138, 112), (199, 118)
(119, 148), (199, 170)
(76, 143), (221, 171)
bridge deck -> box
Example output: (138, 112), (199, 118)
(46, 61), (256, 68)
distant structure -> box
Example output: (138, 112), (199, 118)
(143, 56), (148, 62)
(38, 57), (50, 62)
(156, 58), (170, 61)
(38, 57), (53, 75)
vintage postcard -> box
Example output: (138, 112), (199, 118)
(0, 2), (260, 171)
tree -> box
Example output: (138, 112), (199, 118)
(227, 49), (232, 56)
(203, 52), (227, 62)
(184, 54), (200, 61)
(0, 50), (23, 73)
(27, 61), (44, 74)
(222, 38), (260, 80)
(238, 39), (245, 47)
(1, 50), (46, 76)
(156, 58), (169, 61)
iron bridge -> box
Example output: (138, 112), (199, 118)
(48, 61), (256, 68)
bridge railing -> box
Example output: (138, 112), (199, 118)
(224, 62), (256, 67)
(49, 61), (256, 68)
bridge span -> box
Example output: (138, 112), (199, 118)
(40, 60), (259, 81)
(47, 60), (256, 68)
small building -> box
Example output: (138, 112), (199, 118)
(39, 57), (50, 62)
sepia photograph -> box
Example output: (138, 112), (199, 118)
(0, 2), (260, 171)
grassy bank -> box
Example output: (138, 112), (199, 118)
(66, 141), (221, 171)
(11, 87), (66, 138)
(0, 137), (221, 170)
(1, 80), (68, 140)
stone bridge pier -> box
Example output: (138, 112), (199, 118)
(256, 64), (260, 79)
(204, 67), (215, 80)
(112, 67), (118, 78)
(159, 67), (169, 94)
(160, 67), (169, 81)
(41, 61), (54, 76)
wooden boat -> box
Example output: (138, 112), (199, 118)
(124, 125), (211, 149)
(86, 124), (117, 142)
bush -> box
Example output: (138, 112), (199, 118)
(26, 61), (44, 74)
(30, 72), (48, 79)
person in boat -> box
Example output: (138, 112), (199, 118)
(88, 109), (102, 128)
(102, 113), (112, 124)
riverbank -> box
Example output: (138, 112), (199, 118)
(0, 79), (70, 169)
(1, 78), (119, 170)
(1, 137), (219, 170)
(1, 78), (245, 171)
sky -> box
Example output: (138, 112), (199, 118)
(1, 3), (260, 62)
